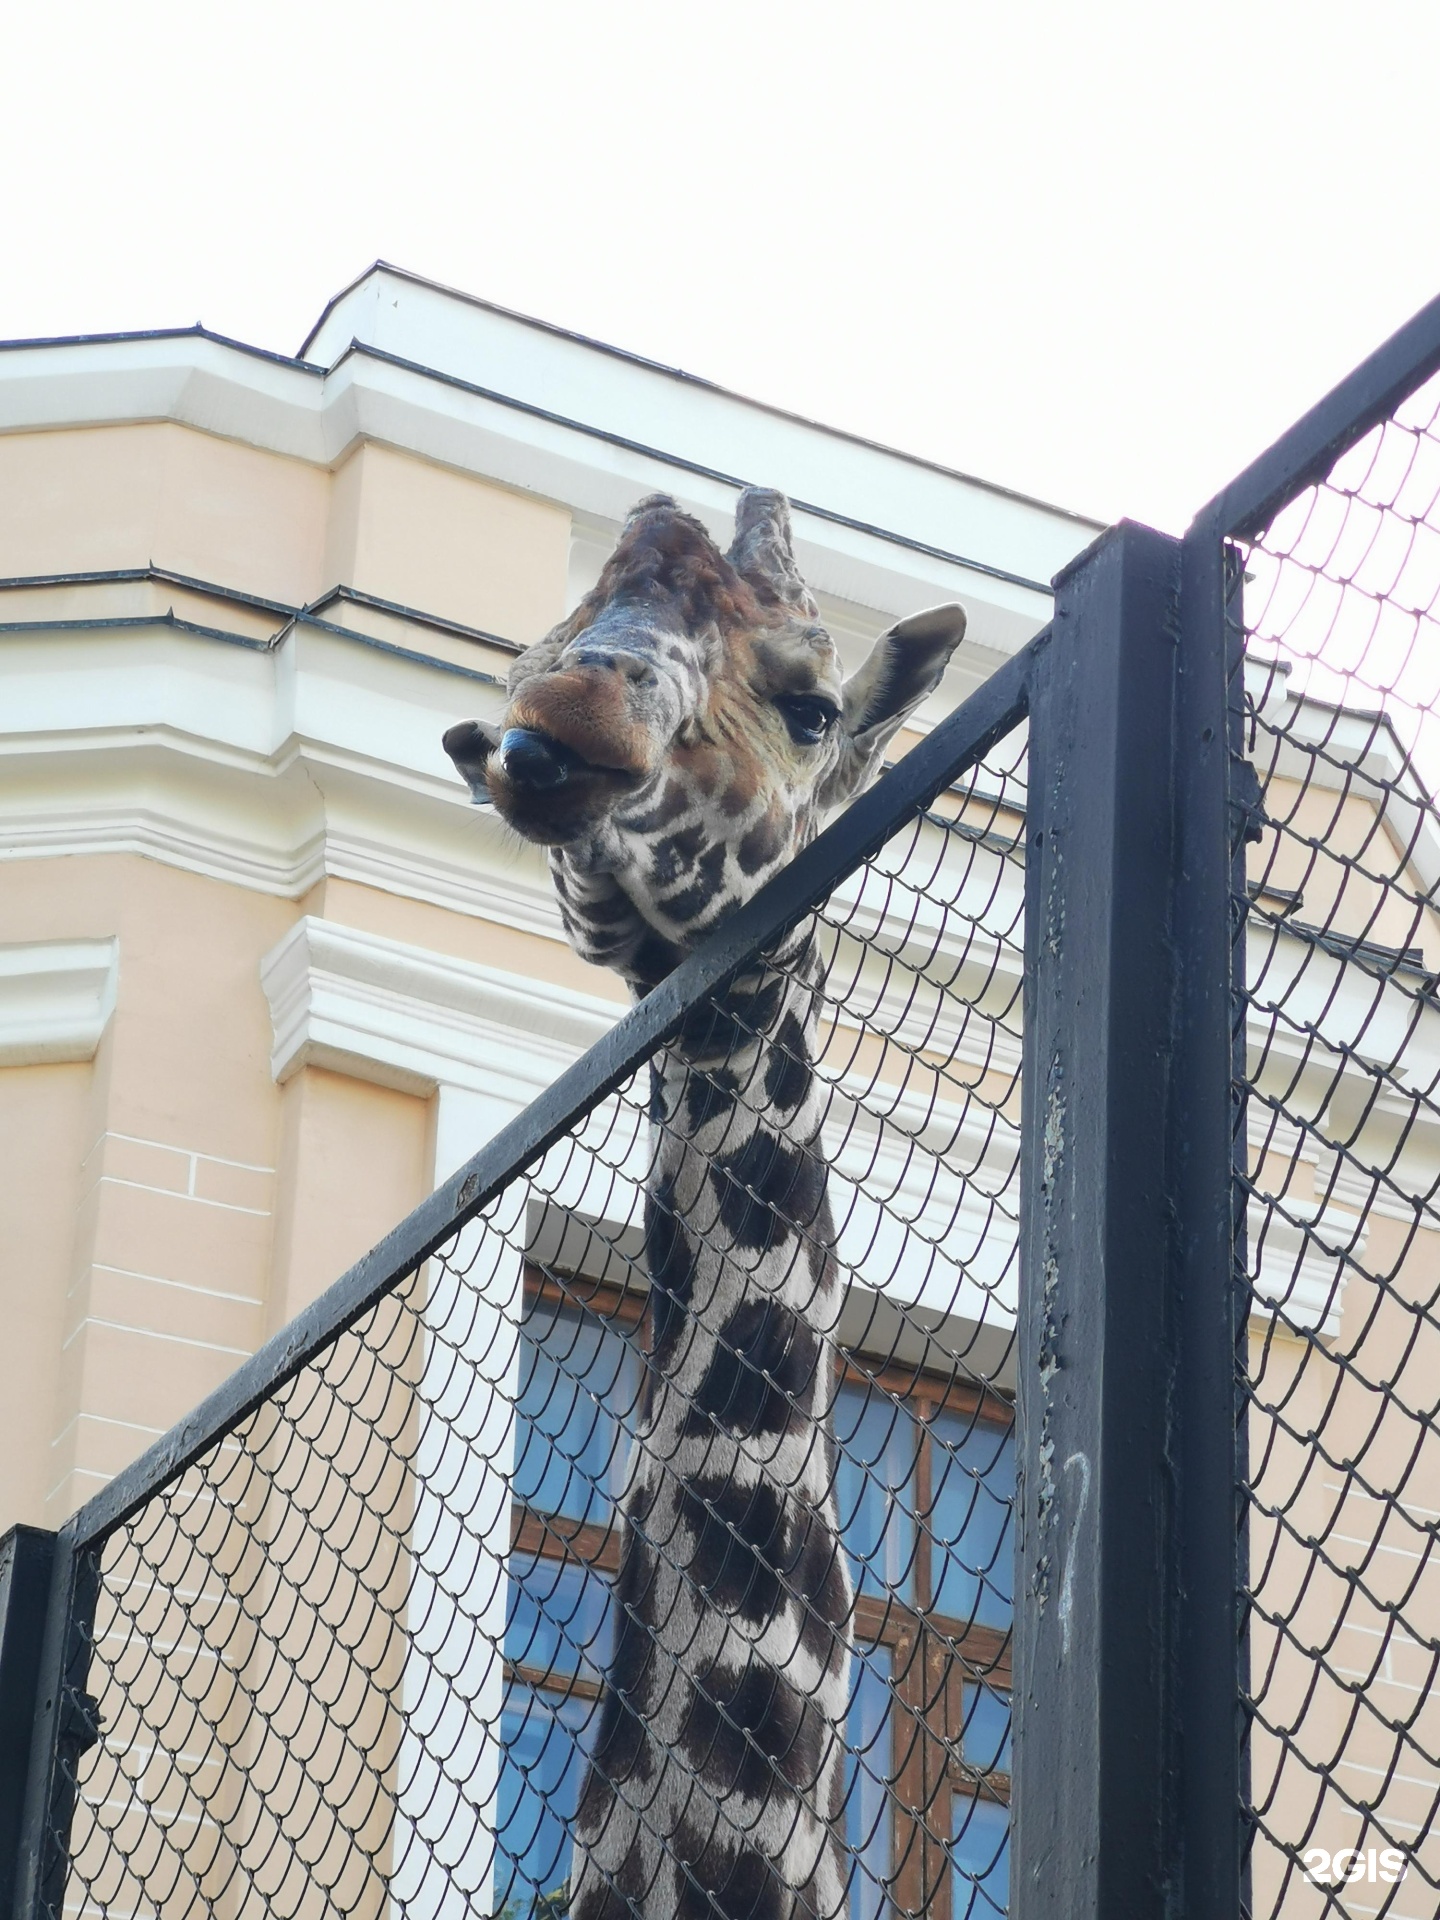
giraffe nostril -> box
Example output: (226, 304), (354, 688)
(497, 728), (579, 790)
(572, 647), (656, 688)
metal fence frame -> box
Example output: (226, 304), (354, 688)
(3, 290), (1440, 1920)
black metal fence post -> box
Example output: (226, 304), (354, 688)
(1014, 517), (1238, 1915)
(0, 1527), (58, 1920)
(1172, 524), (1249, 1917)
(12, 1528), (100, 1920)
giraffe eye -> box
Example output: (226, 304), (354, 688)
(776, 694), (840, 745)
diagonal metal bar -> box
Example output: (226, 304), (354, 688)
(1195, 289), (1440, 542)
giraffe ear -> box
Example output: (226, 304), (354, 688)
(442, 719), (504, 803)
(816, 603), (967, 809)
(728, 487), (820, 616)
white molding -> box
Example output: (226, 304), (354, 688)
(0, 789), (326, 896)
(0, 780), (564, 939)
(259, 916), (619, 1102)
(0, 610), (568, 936)
(307, 266), (1096, 565)
(0, 326), (1069, 649)
(1248, 1198), (1362, 1340)
(318, 825), (560, 938)
(0, 937), (117, 1066)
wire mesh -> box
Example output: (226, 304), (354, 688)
(1239, 364), (1440, 1916)
(52, 728), (1029, 1920)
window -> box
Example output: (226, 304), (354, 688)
(497, 1273), (1012, 1920)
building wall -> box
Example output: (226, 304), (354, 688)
(0, 333), (1044, 1533)
(0, 397), (592, 1530)
(0, 420), (570, 639)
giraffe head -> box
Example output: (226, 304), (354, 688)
(444, 489), (966, 985)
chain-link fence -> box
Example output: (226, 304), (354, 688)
(1236, 356), (1440, 1914)
(21, 671), (1034, 1920)
(9, 298), (1440, 1920)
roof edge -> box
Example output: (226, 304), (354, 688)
(0, 323), (325, 377)
(302, 261), (1106, 533)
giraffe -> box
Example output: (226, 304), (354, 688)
(443, 490), (965, 1920)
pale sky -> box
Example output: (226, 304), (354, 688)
(4, 0), (1438, 536)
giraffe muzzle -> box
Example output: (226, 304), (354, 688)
(497, 727), (583, 790)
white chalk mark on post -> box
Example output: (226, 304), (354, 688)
(1058, 1450), (1092, 1660)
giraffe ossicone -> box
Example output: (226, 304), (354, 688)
(445, 489), (965, 1920)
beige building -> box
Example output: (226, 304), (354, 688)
(0, 267), (1090, 1919)
(2, 264), (1433, 1915)
(0, 263), (1094, 1534)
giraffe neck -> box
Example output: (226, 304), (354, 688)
(567, 926), (854, 1920)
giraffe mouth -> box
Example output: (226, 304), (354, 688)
(496, 728), (586, 789)
(487, 726), (641, 843)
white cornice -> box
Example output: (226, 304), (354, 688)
(0, 330), (1056, 648)
(305, 266), (1098, 527)
(302, 265), (1096, 586)
(260, 916), (619, 1102)
(0, 617), (567, 936)
(1247, 1199), (1362, 1340)
(0, 938), (117, 1066)
(1248, 660), (1440, 897)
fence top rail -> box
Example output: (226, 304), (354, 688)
(1192, 288), (1440, 545)
(64, 624), (1045, 1557)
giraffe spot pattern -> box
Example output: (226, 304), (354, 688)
(647, 1177), (695, 1365)
(630, 930), (686, 988)
(737, 810), (785, 876)
(611, 1535), (664, 1683)
(683, 1299), (821, 1441)
(719, 769), (761, 819)
(651, 821), (710, 888)
(786, 1507), (853, 1657)
(608, 1831), (656, 1916)
(762, 1014), (814, 1115)
(661, 841), (729, 924)
(685, 1067), (741, 1134)
(686, 1654), (807, 1804)
(618, 778), (691, 835)
(576, 1879), (638, 1920)
(712, 1133), (826, 1254)
(586, 1673), (651, 1799)
(680, 1477), (786, 1625)
(675, 972), (784, 1065)
(672, 1815), (786, 1920)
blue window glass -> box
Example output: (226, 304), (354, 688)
(843, 1644), (893, 1920)
(951, 1793), (1009, 1918)
(929, 1408), (1014, 1629)
(506, 1551), (614, 1687)
(833, 1381), (918, 1601)
(961, 1682), (1012, 1776)
(495, 1681), (594, 1918)
(498, 1556), (610, 1911)
(513, 1300), (640, 1524)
